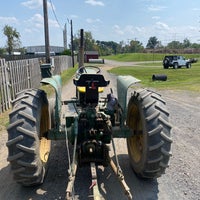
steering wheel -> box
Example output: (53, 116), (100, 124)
(77, 66), (87, 74)
(77, 66), (101, 74)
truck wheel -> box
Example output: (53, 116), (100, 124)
(163, 58), (169, 69)
(6, 89), (51, 186)
(173, 63), (178, 69)
(186, 63), (191, 68)
(126, 89), (172, 179)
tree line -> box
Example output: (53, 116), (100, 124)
(71, 33), (200, 55)
(1, 25), (200, 56)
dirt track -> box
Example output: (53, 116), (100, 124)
(0, 60), (200, 200)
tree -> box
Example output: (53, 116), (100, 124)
(71, 31), (97, 52)
(61, 49), (71, 55)
(96, 40), (120, 55)
(84, 31), (96, 51)
(0, 48), (6, 55)
(146, 36), (160, 49)
(191, 43), (200, 49)
(3, 25), (21, 55)
(167, 41), (183, 49)
(182, 38), (191, 48)
(129, 40), (144, 53)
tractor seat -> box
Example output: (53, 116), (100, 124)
(73, 74), (110, 105)
(73, 74), (110, 88)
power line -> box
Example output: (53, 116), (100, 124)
(49, 0), (63, 30)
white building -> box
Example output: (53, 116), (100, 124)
(26, 45), (64, 55)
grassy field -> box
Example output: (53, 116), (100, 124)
(109, 61), (200, 92)
(104, 53), (200, 62)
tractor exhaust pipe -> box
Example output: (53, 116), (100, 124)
(79, 29), (84, 68)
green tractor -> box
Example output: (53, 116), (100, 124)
(6, 64), (172, 199)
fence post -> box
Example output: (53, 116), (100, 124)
(0, 59), (11, 113)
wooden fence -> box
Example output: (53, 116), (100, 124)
(0, 55), (75, 114)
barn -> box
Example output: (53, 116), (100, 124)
(84, 51), (99, 63)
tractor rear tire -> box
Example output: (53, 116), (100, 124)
(126, 89), (172, 179)
(6, 89), (51, 186)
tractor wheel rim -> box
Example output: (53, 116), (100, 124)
(127, 102), (144, 163)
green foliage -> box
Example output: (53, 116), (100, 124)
(62, 49), (71, 55)
(109, 62), (200, 92)
(72, 31), (98, 52)
(146, 36), (160, 49)
(70, 29), (200, 56)
(0, 48), (6, 55)
(3, 25), (21, 55)
(167, 41), (183, 49)
(128, 40), (144, 53)
(96, 40), (120, 55)
(61, 66), (77, 85)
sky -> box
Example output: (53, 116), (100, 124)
(0, 0), (200, 48)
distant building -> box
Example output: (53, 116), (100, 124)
(25, 45), (64, 55)
(84, 51), (99, 62)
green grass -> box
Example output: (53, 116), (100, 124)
(109, 62), (200, 92)
(61, 66), (77, 85)
(104, 53), (200, 62)
(0, 110), (9, 131)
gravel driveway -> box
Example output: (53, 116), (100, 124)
(0, 61), (199, 200)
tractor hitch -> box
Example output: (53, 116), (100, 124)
(65, 157), (133, 200)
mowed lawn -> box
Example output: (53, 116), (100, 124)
(108, 62), (200, 92)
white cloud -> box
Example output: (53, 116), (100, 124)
(21, 0), (42, 9)
(0, 16), (18, 25)
(188, 26), (198, 31)
(85, 0), (105, 6)
(24, 28), (33, 33)
(49, 19), (60, 28)
(21, 0), (53, 10)
(86, 18), (102, 24)
(113, 25), (124, 35)
(70, 15), (78, 19)
(135, 27), (145, 32)
(155, 21), (170, 30)
(124, 25), (135, 35)
(192, 8), (200, 11)
(148, 5), (166, 11)
(27, 13), (44, 28)
(152, 16), (160, 20)
(25, 13), (59, 29)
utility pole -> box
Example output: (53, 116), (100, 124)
(63, 23), (67, 50)
(70, 20), (74, 68)
(43, 0), (50, 63)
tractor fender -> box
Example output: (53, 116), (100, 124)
(117, 75), (140, 118)
(40, 75), (62, 129)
